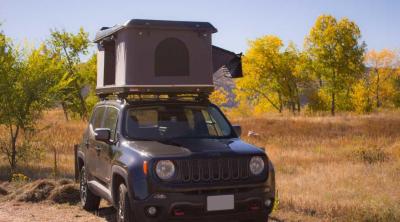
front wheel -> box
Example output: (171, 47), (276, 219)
(116, 183), (134, 222)
(80, 166), (101, 211)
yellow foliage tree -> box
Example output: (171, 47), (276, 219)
(209, 88), (229, 107)
(235, 35), (303, 114)
(304, 15), (366, 115)
(351, 79), (373, 113)
(364, 49), (400, 108)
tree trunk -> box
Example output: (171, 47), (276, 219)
(291, 101), (296, 114)
(74, 81), (87, 120)
(252, 88), (281, 113)
(10, 142), (16, 173)
(53, 148), (58, 179)
(296, 98), (301, 113)
(376, 68), (381, 108)
(331, 92), (336, 116)
(9, 125), (19, 174)
(278, 93), (283, 113)
(61, 102), (69, 121)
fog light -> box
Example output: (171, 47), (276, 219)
(264, 199), (272, 207)
(146, 206), (157, 216)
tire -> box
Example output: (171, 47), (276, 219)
(80, 166), (101, 211)
(116, 183), (134, 222)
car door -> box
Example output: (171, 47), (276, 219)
(96, 106), (119, 185)
(86, 106), (106, 180)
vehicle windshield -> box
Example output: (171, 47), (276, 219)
(124, 105), (233, 140)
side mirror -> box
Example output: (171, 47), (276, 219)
(232, 125), (242, 137)
(95, 128), (111, 143)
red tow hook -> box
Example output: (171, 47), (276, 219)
(249, 202), (261, 211)
(173, 209), (185, 216)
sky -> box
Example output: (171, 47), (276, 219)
(1, 0), (399, 59)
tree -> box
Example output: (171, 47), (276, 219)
(304, 15), (366, 115)
(47, 28), (91, 120)
(235, 35), (303, 114)
(364, 49), (400, 108)
(210, 87), (229, 107)
(0, 38), (69, 172)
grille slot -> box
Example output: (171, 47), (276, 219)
(175, 157), (250, 184)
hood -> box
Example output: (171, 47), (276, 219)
(123, 138), (265, 158)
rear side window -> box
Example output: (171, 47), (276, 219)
(91, 106), (106, 129)
(103, 107), (119, 140)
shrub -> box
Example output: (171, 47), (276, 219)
(353, 147), (388, 164)
(17, 180), (56, 202)
(49, 184), (80, 204)
(11, 173), (30, 183)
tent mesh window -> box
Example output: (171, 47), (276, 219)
(155, 38), (189, 76)
(103, 41), (116, 85)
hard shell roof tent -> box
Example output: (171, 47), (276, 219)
(94, 19), (242, 97)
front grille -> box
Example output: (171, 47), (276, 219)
(173, 157), (251, 183)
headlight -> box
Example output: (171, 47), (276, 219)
(155, 160), (175, 180)
(249, 156), (265, 175)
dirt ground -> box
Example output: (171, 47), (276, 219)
(0, 178), (321, 222)
(0, 201), (115, 222)
(0, 199), (322, 222)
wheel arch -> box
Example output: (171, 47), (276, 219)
(111, 165), (130, 207)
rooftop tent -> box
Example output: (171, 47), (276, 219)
(94, 19), (242, 96)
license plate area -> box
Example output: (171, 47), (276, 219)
(207, 195), (234, 211)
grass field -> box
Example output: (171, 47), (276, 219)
(1, 109), (400, 221)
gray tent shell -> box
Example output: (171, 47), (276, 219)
(95, 19), (242, 96)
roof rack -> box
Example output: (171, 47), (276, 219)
(99, 91), (210, 104)
(97, 85), (213, 99)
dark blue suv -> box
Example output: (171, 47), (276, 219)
(76, 98), (275, 222)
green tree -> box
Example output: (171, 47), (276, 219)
(76, 54), (98, 114)
(0, 35), (69, 172)
(304, 15), (366, 115)
(47, 28), (91, 120)
(235, 35), (303, 114)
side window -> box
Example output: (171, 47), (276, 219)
(208, 106), (231, 136)
(103, 107), (119, 140)
(91, 106), (106, 129)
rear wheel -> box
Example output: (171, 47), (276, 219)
(80, 166), (101, 211)
(116, 183), (134, 222)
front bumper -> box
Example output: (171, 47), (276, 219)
(131, 185), (274, 222)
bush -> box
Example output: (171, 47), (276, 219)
(353, 147), (388, 164)
(17, 180), (56, 202)
(11, 173), (30, 183)
(0, 186), (8, 196)
(49, 184), (80, 204)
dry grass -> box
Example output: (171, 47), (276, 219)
(1, 178), (79, 205)
(0, 109), (86, 179)
(232, 111), (400, 221)
(0, 109), (399, 221)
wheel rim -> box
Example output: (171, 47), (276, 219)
(80, 168), (87, 205)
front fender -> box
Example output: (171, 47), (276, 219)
(112, 145), (150, 201)
(267, 159), (276, 197)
